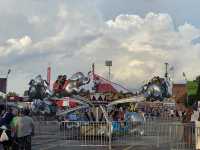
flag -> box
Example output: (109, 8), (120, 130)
(0, 78), (7, 94)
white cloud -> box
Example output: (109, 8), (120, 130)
(178, 23), (200, 41)
(0, 1), (200, 94)
(80, 12), (200, 87)
(28, 16), (46, 26)
(28, 16), (41, 24)
(57, 5), (69, 19)
(19, 36), (32, 47)
(0, 36), (32, 56)
(129, 60), (144, 67)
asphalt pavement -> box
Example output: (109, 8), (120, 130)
(32, 133), (163, 150)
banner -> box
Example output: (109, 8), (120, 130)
(0, 78), (7, 94)
(187, 81), (198, 96)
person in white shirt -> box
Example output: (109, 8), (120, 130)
(170, 109), (174, 117)
(191, 110), (199, 122)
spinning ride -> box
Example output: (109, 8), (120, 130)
(25, 64), (173, 134)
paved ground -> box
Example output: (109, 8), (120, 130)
(32, 139), (159, 150)
(32, 133), (164, 150)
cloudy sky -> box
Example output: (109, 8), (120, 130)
(0, 0), (200, 95)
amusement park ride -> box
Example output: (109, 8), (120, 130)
(0, 63), (173, 137)
(24, 63), (172, 124)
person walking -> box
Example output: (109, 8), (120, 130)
(12, 109), (34, 150)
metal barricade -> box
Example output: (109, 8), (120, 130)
(34, 120), (196, 149)
(35, 121), (60, 135)
(60, 121), (112, 147)
(111, 121), (195, 150)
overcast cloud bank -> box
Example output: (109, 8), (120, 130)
(0, 1), (200, 94)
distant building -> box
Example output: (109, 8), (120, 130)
(172, 83), (187, 103)
(7, 96), (24, 102)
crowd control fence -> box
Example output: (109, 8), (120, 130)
(34, 120), (199, 150)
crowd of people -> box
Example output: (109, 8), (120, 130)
(0, 101), (198, 149)
(143, 105), (200, 123)
(0, 106), (34, 150)
(108, 103), (200, 124)
(142, 106), (182, 121)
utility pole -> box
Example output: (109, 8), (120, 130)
(91, 63), (96, 92)
(164, 62), (169, 79)
(6, 69), (11, 111)
(47, 65), (51, 88)
(92, 63), (95, 80)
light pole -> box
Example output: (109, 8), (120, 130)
(105, 60), (112, 96)
(164, 62), (169, 79)
(105, 60), (112, 81)
(5, 69), (11, 111)
(183, 72), (188, 106)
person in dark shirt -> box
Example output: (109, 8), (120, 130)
(0, 108), (15, 150)
(0, 108), (14, 127)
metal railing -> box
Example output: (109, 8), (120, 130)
(35, 121), (60, 135)
(110, 121), (194, 149)
(34, 120), (196, 150)
(60, 121), (112, 147)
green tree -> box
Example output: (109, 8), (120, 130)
(196, 75), (200, 100)
(6, 91), (19, 97)
(186, 75), (200, 107)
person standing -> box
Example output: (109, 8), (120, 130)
(0, 108), (14, 127)
(12, 109), (34, 150)
(0, 108), (15, 150)
(182, 107), (193, 145)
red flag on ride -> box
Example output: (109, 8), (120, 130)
(0, 78), (7, 94)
